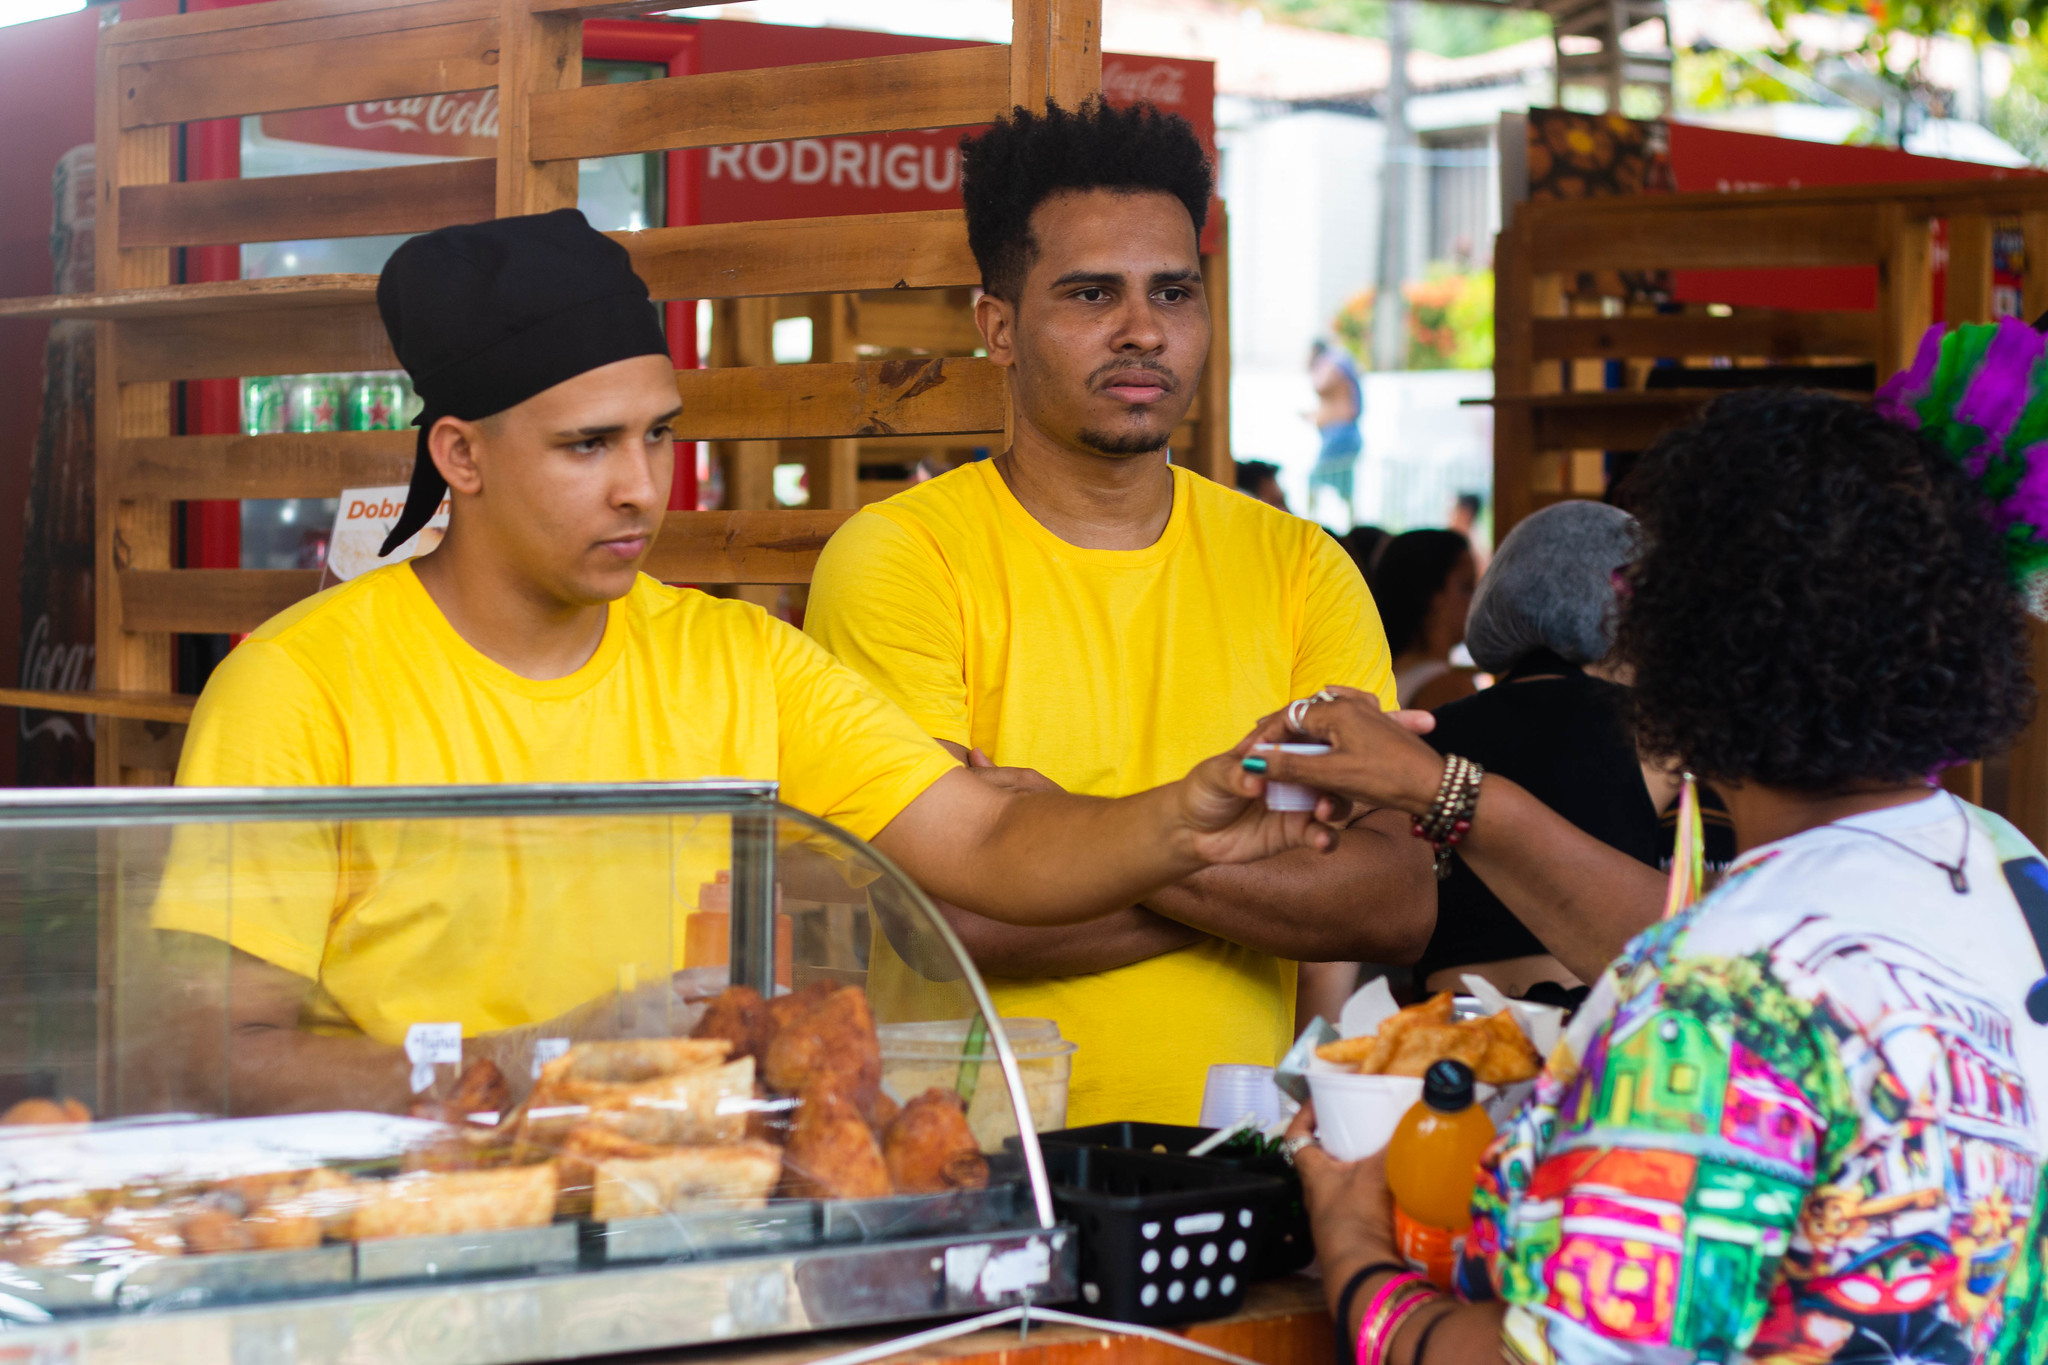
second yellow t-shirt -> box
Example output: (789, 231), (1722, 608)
(806, 461), (1396, 1124)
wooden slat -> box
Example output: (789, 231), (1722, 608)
(117, 432), (417, 500)
(0, 689), (196, 724)
(0, 275), (376, 323)
(496, 5), (581, 217)
(1500, 389), (1875, 452)
(1012, 0), (1101, 109)
(1524, 204), (1883, 273)
(118, 304), (395, 383)
(120, 569), (321, 635)
(2025, 211), (2048, 325)
(1946, 213), (1995, 326)
(1529, 310), (1879, 361)
(642, 511), (855, 585)
(105, 0), (488, 53)
(121, 161), (494, 249)
(120, 19), (501, 129)
(616, 211), (978, 300)
(1877, 205), (1933, 383)
(673, 358), (1004, 441)
(531, 47), (1009, 162)
(1513, 174), (2048, 223)
(528, 0), (723, 14)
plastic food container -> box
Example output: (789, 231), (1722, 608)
(1037, 1144), (1282, 1326)
(877, 1018), (1075, 1149)
(1305, 1071), (1424, 1160)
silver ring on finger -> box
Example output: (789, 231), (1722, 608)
(1280, 1134), (1317, 1166)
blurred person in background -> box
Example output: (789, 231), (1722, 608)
(1234, 458), (1288, 511)
(1337, 524), (1390, 581)
(1372, 529), (1477, 709)
(1308, 338), (1363, 518)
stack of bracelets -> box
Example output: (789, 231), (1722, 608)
(1334, 1262), (1451, 1365)
(1411, 753), (1484, 880)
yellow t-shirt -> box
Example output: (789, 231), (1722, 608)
(159, 563), (957, 1045)
(806, 461), (1395, 1124)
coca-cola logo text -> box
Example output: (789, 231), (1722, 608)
(344, 90), (500, 139)
(18, 613), (94, 744)
(1102, 62), (1186, 108)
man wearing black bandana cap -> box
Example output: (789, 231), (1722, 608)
(159, 210), (1334, 1114)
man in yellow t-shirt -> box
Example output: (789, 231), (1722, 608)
(806, 102), (1435, 1126)
(159, 210), (1335, 1116)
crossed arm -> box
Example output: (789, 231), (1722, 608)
(923, 744), (1437, 979)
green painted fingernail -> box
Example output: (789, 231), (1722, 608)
(1242, 756), (1268, 774)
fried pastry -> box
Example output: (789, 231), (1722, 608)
(764, 985), (882, 1122)
(588, 1141), (783, 1222)
(782, 1083), (890, 1201)
(1472, 1010), (1542, 1085)
(350, 1166), (557, 1241)
(1383, 1023), (1488, 1078)
(882, 1089), (988, 1196)
(692, 985), (772, 1066)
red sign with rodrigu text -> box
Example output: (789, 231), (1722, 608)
(689, 23), (1219, 248)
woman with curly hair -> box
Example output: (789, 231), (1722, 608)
(1246, 365), (2048, 1365)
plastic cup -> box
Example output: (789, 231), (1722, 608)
(1198, 1064), (1282, 1130)
(1305, 1070), (1423, 1160)
(1253, 743), (1331, 812)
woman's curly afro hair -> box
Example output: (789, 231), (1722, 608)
(959, 97), (1213, 301)
(1614, 387), (2034, 792)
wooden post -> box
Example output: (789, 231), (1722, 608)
(1192, 221), (1233, 484)
(2024, 211), (2048, 325)
(1491, 220), (1536, 538)
(495, 0), (581, 217)
(1945, 213), (1994, 325)
(817, 294), (862, 509)
(1876, 205), (1933, 382)
(94, 34), (176, 787)
(1009, 0), (1101, 110)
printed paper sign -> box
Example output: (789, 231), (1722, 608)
(322, 485), (450, 588)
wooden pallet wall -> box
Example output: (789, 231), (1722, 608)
(0, 0), (1248, 785)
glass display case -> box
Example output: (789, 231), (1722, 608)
(0, 782), (1072, 1362)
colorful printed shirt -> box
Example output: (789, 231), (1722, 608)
(1463, 795), (2048, 1365)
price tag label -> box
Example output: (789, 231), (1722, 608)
(532, 1036), (570, 1080)
(404, 1021), (462, 1094)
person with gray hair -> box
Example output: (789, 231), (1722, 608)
(1404, 500), (1665, 1003)
(1463, 500), (1635, 676)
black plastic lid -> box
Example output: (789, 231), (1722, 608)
(1422, 1060), (1475, 1113)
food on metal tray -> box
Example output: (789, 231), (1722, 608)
(882, 1089), (988, 1195)
(763, 984), (883, 1125)
(1316, 991), (1540, 1084)
(781, 1083), (891, 1201)
(351, 1166), (557, 1241)
(692, 984), (772, 1066)
(586, 1141), (783, 1222)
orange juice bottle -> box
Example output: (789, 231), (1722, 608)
(1384, 1059), (1495, 1290)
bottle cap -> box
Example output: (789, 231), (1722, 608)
(1421, 1059), (1475, 1112)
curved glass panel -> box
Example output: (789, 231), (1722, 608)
(0, 785), (1057, 1325)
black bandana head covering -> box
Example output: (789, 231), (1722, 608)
(375, 208), (670, 557)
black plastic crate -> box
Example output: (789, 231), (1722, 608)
(1034, 1144), (1283, 1326)
(1037, 1122), (1315, 1278)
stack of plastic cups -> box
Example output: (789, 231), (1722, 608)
(1198, 1064), (1283, 1131)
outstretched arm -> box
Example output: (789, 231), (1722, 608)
(871, 753), (1337, 929)
(1251, 689), (1662, 984)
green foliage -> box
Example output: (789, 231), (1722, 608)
(1991, 43), (2048, 164)
(1254, 0), (1549, 58)
(1329, 267), (1494, 370)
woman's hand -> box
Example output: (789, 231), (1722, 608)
(1288, 1102), (1401, 1286)
(1173, 750), (1339, 865)
(1247, 687), (1449, 820)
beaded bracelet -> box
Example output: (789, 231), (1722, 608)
(1410, 753), (1483, 880)
(1355, 1273), (1430, 1365)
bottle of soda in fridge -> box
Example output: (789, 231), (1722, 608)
(242, 375), (287, 434)
(345, 372), (407, 431)
(17, 144), (100, 786)
(1384, 1059), (1495, 1291)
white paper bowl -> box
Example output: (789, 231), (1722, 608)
(1306, 1071), (1422, 1160)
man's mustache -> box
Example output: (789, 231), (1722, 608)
(1088, 360), (1179, 392)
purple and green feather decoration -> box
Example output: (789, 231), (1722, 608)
(1877, 315), (2048, 615)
